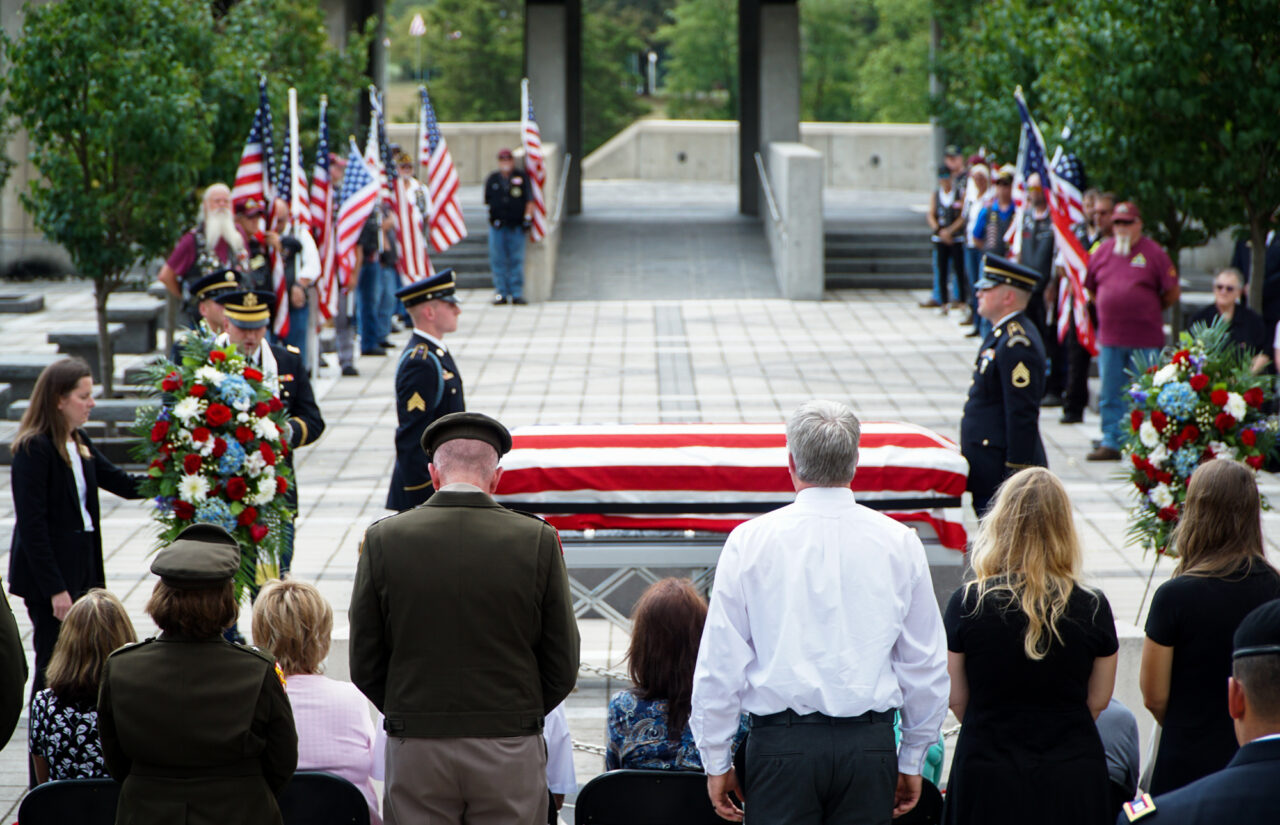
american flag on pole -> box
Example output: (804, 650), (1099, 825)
(1005, 123), (1028, 255)
(371, 88), (430, 284)
(335, 138), (380, 288)
(1014, 88), (1098, 356)
(232, 76), (276, 209)
(277, 89), (310, 232)
(521, 78), (547, 242)
(417, 87), (467, 252)
(310, 97), (337, 321)
(409, 13), (426, 36)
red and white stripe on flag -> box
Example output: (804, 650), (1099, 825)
(418, 88), (468, 253)
(392, 177), (431, 285)
(270, 249), (289, 338)
(334, 140), (379, 291)
(492, 422), (970, 551)
(521, 79), (547, 242)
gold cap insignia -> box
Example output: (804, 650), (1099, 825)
(244, 293), (259, 307)
(1011, 361), (1031, 388)
(225, 272), (236, 282)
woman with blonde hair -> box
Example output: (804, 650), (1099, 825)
(29, 589), (136, 783)
(943, 468), (1118, 825)
(8, 358), (142, 693)
(1140, 459), (1280, 794)
(252, 579), (381, 824)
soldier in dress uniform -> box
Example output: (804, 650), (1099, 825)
(216, 290), (325, 575)
(170, 268), (242, 361)
(386, 269), (464, 512)
(961, 254), (1048, 515)
(97, 524), (297, 825)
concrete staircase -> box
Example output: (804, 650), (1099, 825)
(824, 227), (933, 290)
(428, 207), (492, 291)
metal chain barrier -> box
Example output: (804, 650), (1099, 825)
(579, 662), (631, 682)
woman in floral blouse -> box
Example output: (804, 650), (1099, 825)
(30, 589), (136, 782)
(607, 579), (747, 770)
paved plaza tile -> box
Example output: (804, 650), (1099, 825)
(0, 279), (1277, 818)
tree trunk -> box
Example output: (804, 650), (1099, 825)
(1247, 214), (1268, 311)
(94, 280), (115, 398)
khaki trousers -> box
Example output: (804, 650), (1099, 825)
(385, 734), (548, 825)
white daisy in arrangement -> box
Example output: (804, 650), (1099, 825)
(172, 397), (204, 426)
(177, 473), (210, 503)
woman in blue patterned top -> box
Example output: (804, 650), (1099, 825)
(30, 589), (136, 783)
(607, 578), (747, 770)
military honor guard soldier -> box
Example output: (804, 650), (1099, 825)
(961, 254), (1049, 515)
(170, 268), (243, 362)
(387, 269), (465, 512)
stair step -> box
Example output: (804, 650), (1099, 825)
(826, 259), (933, 275)
(826, 273), (932, 290)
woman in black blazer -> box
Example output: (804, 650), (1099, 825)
(8, 358), (142, 693)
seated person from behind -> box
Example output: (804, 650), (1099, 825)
(252, 579), (381, 825)
(1188, 267), (1269, 373)
(30, 589), (136, 783)
(607, 578), (747, 770)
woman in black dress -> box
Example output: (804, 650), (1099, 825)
(944, 468), (1118, 825)
(8, 358), (142, 693)
(1139, 459), (1280, 794)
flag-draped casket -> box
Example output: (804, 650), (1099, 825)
(492, 423), (969, 550)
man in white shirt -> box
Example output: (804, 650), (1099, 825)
(690, 400), (949, 824)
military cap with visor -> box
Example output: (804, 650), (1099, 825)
(151, 523), (240, 589)
(1233, 598), (1280, 660)
(215, 290), (275, 329)
(420, 411), (512, 459)
(396, 269), (458, 308)
(977, 254), (1041, 293)
(189, 268), (242, 301)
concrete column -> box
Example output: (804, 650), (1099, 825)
(757, 3), (800, 148)
(738, 0), (761, 216)
(525, 0), (582, 215)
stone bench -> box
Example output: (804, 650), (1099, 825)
(0, 293), (44, 314)
(8, 396), (154, 423)
(47, 325), (125, 380)
(0, 353), (65, 398)
(106, 296), (166, 354)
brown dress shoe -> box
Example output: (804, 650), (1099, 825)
(1086, 446), (1121, 461)
(918, 299), (942, 309)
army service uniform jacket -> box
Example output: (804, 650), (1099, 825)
(269, 342), (324, 510)
(1117, 738), (1280, 825)
(97, 634), (298, 825)
(386, 331), (465, 511)
(960, 312), (1048, 514)
(350, 488), (580, 738)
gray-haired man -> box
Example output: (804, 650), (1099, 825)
(691, 400), (949, 824)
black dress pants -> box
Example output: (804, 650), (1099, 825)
(1062, 313), (1094, 418)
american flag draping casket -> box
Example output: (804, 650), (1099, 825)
(492, 423), (970, 551)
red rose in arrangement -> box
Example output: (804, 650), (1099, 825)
(1214, 412), (1236, 432)
(205, 403), (232, 427)
(276, 476), (288, 495)
(1189, 373), (1209, 391)
(226, 477), (249, 501)
(182, 454), (202, 475)
(254, 401), (270, 417)
(161, 372), (181, 392)
(249, 523), (269, 543)
(1180, 425), (1200, 443)
(1244, 387), (1265, 408)
(1246, 455), (1264, 470)
(173, 501), (195, 521)
(1166, 436), (1182, 451)
(237, 506), (259, 526)
(212, 437), (228, 457)
(1151, 410), (1168, 431)
(243, 367), (263, 382)
(189, 384), (207, 398)
(259, 443), (277, 466)
(1156, 471), (1173, 485)
(1242, 429), (1258, 446)
(235, 426), (254, 444)
(191, 426), (211, 443)
(1157, 507), (1179, 522)
(268, 397), (283, 413)
(209, 350), (226, 362)
(150, 420), (170, 443)
(1171, 349), (1190, 364)
(1130, 410), (1144, 431)
(1210, 389), (1229, 407)
(158, 442), (173, 456)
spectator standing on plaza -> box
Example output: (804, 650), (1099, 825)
(356, 210), (392, 357)
(9, 358), (142, 695)
(265, 198), (321, 365)
(971, 166), (1018, 339)
(1229, 216), (1280, 315)
(607, 578), (747, 772)
(1187, 268), (1269, 372)
(1018, 173), (1059, 405)
(1119, 598), (1280, 825)
(961, 163), (993, 337)
(691, 400), (949, 824)
(943, 468), (1118, 825)
(97, 525), (297, 825)
(157, 183), (248, 299)
(234, 196), (272, 292)
(326, 156), (359, 376)
(1057, 190), (1114, 424)
(1083, 202), (1179, 461)
(921, 165), (967, 311)
(960, 256), (1048, 516)
(252, 579), (382, 825)
(1139, 460), (1280, 796)
(485, 148), (533, 305)
(350, 412), (579, 825)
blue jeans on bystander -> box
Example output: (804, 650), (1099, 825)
(1098, 345), (1160, 450)
(489, 224), (526, 300)
(357, 260), (388, 353)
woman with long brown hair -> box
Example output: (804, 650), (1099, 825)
(606, 578), (747, 770)
(943, 468), (1118, 825)
(29, 589), (136, 783)
(1140, 459), (1280, 794)
(8, 358), (141, 693)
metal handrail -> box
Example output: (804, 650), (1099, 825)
(753, 150), (787, 243)
(551, 152), (573, 228)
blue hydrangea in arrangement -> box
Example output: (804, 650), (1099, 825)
(218, 440), (247, 475)
(1155, 381), (1198, 420)
(1171, 446), (1201, 478)
(217, 374), (255, 410)
(194, 499), (237, 533)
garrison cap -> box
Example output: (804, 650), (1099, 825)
(977, 254), (1041, 293)
(396, 269), (458, 308)
(421, 411), (512, 459)
(151, 523), (240, 589)
(215, 290), (275, 329)
(1233, 598), (1280, 660)
(190, 268), (242, 301)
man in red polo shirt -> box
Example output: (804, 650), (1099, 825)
(1083, 201), (1180, 461)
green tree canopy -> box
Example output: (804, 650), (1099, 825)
(658, 0), (738, 119)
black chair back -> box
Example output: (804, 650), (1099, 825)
(575, 769), (725, 825)
(17, 778), (119, 825)
(277, 771), (371, 825)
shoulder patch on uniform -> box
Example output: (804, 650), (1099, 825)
(1011, 361), (1031, 388)
(285, 345), (301, 354)
(275, 661), (288, 690)
(1006, 333), (1032, 347)
(1005, 320), (1027, 336)
(1122, 793), (1156, 821)
(407, 391), (426, 412)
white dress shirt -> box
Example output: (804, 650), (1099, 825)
(543, 701), (576, 794)
(66, 439), (94, 531)
(690, 486), (949, 775)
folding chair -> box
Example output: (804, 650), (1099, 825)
(17, 778), (119, 825)
(575, 769), (726, 825)
(277, 770), (371, 825)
